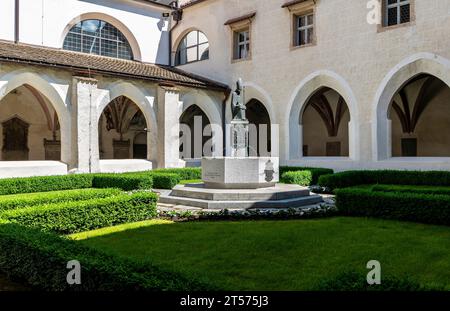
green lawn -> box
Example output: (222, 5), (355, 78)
(71, 217), (450, 290)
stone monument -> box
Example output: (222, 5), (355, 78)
(159, 78), (322, 208)
(202, 78), (280, 189)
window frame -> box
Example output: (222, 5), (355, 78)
(234, 29), (251, 60)
(380, 0), (415, 31)
(175, 30), (210, 66)
(285, 0), (316, 51)
(294, 12), (315, 47)
(63, 19), (134, 60)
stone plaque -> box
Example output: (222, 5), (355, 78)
(113, 139), (130, 159)
(43, 139), (61, 161)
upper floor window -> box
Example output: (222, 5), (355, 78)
(384, 0), (410, 27)
(295, 13), (314, 46)
(63, 19), (133, 60)
(175, 30), (209, 66)
(234, 29), (250, 60)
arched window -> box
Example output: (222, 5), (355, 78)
(63, 19), (133, 60)
(175, 30), (209, 65)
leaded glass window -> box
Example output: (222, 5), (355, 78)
(175, 30), (210, 65)
(63, 19), (133, 60)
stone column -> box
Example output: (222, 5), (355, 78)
(157, 85), (184, 168)
(71, 77), (100, 173)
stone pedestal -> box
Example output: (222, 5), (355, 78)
(202, 157), (279, 189)
(231, 120), (249, 157)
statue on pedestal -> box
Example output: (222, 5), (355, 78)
(231, 78), (247, 121)
(230, 78), (249, 157)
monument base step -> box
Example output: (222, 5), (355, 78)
(159, 183), (323, 210)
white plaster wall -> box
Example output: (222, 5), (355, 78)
(173, 0), (450, 170)
(2, 0), (171, 64)
(0, 0), (15, 42)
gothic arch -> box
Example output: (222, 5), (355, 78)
(372, 53), (450, 160)
(285, 70), (359, 160)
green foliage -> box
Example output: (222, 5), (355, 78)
(152, 168), (202, 181)
(0, 188), (122, 212)
(150, 173), (181, 189)
(281, 171), (314, 186)
(335, 187), (450, 226)
(1, 192), (158, 234)
(372, 184), (450, 195)
(92, 174), (153, 191)
(279, 166), (334, 185)
(0, 174), (94, 195)
(0, 222), (215, 291)
(314, 270), (437, 291)
(319, 170), (450, 190)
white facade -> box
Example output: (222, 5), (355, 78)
(1, 0), (450, 177)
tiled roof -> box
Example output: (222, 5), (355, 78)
(0, 40), (228, 91)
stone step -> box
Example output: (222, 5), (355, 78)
(169, 184), (311, 201)
(159, 194), (323, 210)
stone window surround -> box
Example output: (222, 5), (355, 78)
(225, 14), (255, 64)
(283, 0), (317, 51)
(378, 0), (415, 32)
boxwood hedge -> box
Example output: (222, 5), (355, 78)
(280, 166), (334, 186)
(0, 221), (215, 291)
(150, 173), (181, 189)
(1, 192), (158, 234)
(0, 174), (94, 195)
(92, 174), (153, 191)
(319, 170), (450, 190)
(335, 187), (450, 226)
(314, 270), (439, 291)
(372, 184), (450, 196)
(0, 188), (122, 212)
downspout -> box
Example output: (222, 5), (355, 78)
(168, 1), (181, 66)
(222, 89), (231, 156)
(14, 0), (19, 43)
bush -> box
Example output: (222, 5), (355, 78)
(280, 167), (334, 186)
(152, 168), (202, 181)
(335, 187), (450, 226)
(92, 174), (153, 191)
(0, 174), (94, 195)
(372, 184), (450, 196)
(0, 188), (122, 212)
(281, 171), (314, 186)
(1, 192), (158, 234)
(314, 270), (438, 291)
(151, 173), (181, 189)
(0, 222), (216, 291)
(319, 170), (450, 190)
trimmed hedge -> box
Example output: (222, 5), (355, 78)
(319, 170), (450, 190)
(1, 192), (158, 234)
(150, 173), (181, 189)
(0, 222), (215, 291)
(152, 168), (202, 181)
(280, 166), (334, 186)
(0, 188), (122, 212)
(335, 187), (450, 226)
(314, 270), (439, 291)
(373, 184), (450, 196)
(0, 173), (154, 195)
(0, 174), (94, 195)
(92, 174), (153, 191)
